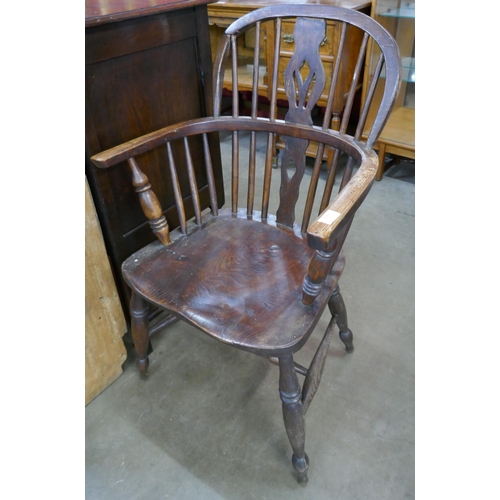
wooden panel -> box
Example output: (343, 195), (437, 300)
(86, 40), (208, 233)
(85, 7), (199, 64)
(85, 179), (127, 405)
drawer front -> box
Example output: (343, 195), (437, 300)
(280, 20), (337, 56)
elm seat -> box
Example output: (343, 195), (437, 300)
(123, 209), (345, 356)
(90, 4), (401, 486)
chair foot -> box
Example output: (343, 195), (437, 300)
(328, 285), (354, 353)
(339, 329), (354, 353)
(136, 357), (149, 380)
(292, 453), (309, 485)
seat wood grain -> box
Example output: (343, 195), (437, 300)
(123, 209), (344, 356)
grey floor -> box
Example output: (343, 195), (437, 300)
(86, 131), (415, 499)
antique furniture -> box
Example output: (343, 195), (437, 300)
(362, 0), (414, 179)
(85, 0), (225, 319)
(91, 4), (400, 484)
(208, 0), (371, 161)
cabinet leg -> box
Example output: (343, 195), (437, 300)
(376, 143), (387, 181)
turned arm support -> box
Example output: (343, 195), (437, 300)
(89, 118), (224, 246)
(302, 148), (378, 305)
(90, 125), (193, 246)
(127, 158), (171, 245)
(92, 140), (172, 243)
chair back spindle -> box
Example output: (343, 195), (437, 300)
(166, 142), (188, 234)
(321, 21), (347, 130)
(247, 130), (257, 217)
(251, 22), (261, 120)
(246, 22), (261, 217)
(183, 137), (203, 225)
(232, 131), (239, 213)
(261, 132), (275, 219)
(269, 18), (282, 122)
(202, 133), (219, 217)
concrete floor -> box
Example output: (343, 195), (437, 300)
(86, 131), (415, 499)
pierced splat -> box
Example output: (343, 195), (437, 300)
(276, 18), (327, 228)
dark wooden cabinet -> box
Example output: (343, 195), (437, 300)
(85, 0), (225, 319)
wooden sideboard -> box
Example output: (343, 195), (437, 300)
(207, 0), (371, 150)
(85, 0), (225, 320)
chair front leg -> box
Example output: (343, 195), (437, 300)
(279, 355), (309, 485)
(328, 284), (354, 352)
(130, 292), (150, 380)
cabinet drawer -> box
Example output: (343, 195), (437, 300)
(280, 20), (337, 56)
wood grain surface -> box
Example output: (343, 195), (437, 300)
(85, 179), (127, 405)
(85, 0), (215, 26)
(122, 210), (345, 356)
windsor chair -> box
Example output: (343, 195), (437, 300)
(91, 4), (400, 485)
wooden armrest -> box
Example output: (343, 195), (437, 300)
(90, 117), (235, 169)
(301, 147), (378, 305)
(91, 135), (162, 170)
(306, 148), (379, 253)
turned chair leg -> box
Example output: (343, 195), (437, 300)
(328, 284), (354, 353)
(130, 292), (150, 380)
(279, 355), (309, 485)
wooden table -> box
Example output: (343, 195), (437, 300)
(370, 107), (415, 179)
(85, 0), (225, 319)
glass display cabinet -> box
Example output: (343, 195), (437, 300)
(362, 0), (415, 180)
